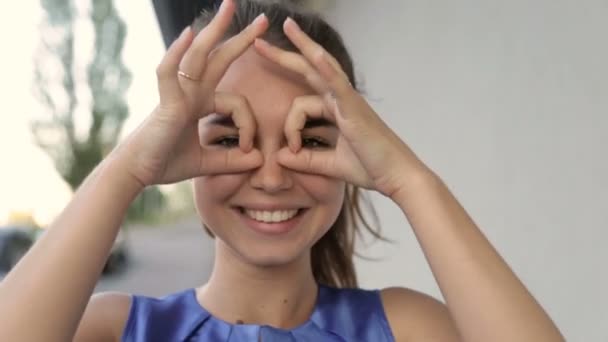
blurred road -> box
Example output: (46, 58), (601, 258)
(95, 216), (214, 297)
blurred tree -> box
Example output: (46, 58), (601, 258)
(32, 0), (166, 222)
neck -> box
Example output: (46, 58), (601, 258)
(196, 240), (318, 328)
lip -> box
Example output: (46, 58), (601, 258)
(236, 203), (304, 211)
(233, 206), (307, 235)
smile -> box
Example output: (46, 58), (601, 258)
(244, 209), (299, 223)
(235, 206), (307, 235)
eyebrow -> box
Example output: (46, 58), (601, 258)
(205, 115), (236, 128)
(303, 118), (336, 129)
(205, 115), (336, 129)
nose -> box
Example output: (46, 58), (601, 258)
(249, 151), (293, 193)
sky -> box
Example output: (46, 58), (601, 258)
(0, 1), (165, 225)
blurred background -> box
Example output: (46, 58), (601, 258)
(0, 0), (217, 295)
(0, 0), (606, 341)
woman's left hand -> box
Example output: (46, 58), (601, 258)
(254, 18), (428, 199)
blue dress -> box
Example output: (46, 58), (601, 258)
(122, 284), (396, 341)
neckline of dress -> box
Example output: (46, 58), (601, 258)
(187, 283), (327, 333)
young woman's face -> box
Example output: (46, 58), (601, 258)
(193, 48), (345, 267)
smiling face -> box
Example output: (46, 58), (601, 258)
(193, 48), (346, 267)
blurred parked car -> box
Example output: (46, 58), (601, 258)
(0, 225), (35, 272)
(0, 225), (129, 275)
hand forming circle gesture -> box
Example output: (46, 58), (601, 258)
(116, 0), (268, 187)
(254, 18), (425, 199)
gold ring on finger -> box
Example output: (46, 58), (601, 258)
(178, 70), (201, 82)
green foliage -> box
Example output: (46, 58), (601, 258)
(126, 186), (168, 223)
(32, 0), (165, 222)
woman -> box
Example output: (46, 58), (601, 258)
(0, 0), (564, 341)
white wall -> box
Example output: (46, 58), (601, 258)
(326, 1), (607, 341)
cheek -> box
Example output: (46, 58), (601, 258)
(295, 174), (345, 214)
(192, 174), (246, 223)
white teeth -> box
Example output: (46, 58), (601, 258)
(271, 211), (281, 222)
(244, 209), (299, 223)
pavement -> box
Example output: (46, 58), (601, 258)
(95, 216), (215, 297)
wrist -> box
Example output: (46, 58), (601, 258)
(100, 150), (147, 199)
(390, 167), (441, 207)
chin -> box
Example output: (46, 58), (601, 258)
(233, 241), (310, 268)
(208, 207), (322, 266)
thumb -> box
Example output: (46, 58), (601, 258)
(276, 147), (339, 178)
(200, 147), (263, 175)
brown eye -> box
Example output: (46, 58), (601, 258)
(301, 136), (330, 149)
(213, 136), (239, 148)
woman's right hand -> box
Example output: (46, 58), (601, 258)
(115, 0), (268, 187)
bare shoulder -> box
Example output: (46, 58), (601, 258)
(380, 287), (461, 342)
(73, 291), (132, 342)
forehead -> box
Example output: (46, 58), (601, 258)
(216, 47), (314, 122)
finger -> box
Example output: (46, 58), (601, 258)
(213, 92), (257, 152)
(179, 0), (236, 78)
(204, 14), (269, 86)
(283, 18), (353, 101)
(278, 143), (372, 188)
(253, 38), (327, 94)
(201, 147), (263, 175)
(276, 147), (339, 178)
(156, 26), (194, 104)
(284, 96), (334, 152)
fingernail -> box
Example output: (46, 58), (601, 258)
(241, 139), (252, 152)
(283, 17), (302, 31)
(219, 0), (228, 11)
(179, 26), (190, 38)
(285, 17), (300, 30)
(253, 13), (266, 25)
(291, 142), (300, 153)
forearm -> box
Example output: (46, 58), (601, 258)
(0, 152), (143, 341)
(394, 171), (564, 342)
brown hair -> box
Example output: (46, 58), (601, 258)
(193, 0), (387, 288)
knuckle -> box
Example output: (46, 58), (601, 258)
(235, 96), (254, 125)
(155, 64), (166, 78)
(313, 49), (326, 63)
(292, 96), (305, 108)
(304, 71), (321, 85)
(233, 95), (249, 112)
(208, 47), (220, 61)
(235, 94), (247, 106)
